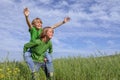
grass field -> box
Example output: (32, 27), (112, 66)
(0, 53), (120, 80)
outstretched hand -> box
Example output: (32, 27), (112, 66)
(64, 17), (70, 23)
(24, 8), (29, 17)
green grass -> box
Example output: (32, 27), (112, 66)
(0, 53), (120, 80)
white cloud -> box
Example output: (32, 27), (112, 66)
(39, 0), (53, 4)
(107, 40), (114, 46)
(0, 0), (120, 61)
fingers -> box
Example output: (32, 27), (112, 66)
(24, 8), (29, 12)
(66, 17), (70, 21)
(44, 58), (48, 62)
(23, 7), (29, 16)
(64, 17), (70, 22)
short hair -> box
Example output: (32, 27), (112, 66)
(32, 18), (43, 26)
(40, 27), (54, 38)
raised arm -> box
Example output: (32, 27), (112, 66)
(23, 8), (32, 29)
(51, 17), (70, 29)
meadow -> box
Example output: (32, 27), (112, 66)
(0, 53), (120, 80)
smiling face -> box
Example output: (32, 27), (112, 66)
(46, 28), (54, 39)
(32, 18), (43, 29)
(40, 27), (54, 40)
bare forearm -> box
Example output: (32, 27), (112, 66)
(25, 16), (32, 29)
(51, 17), (70, 29)
(51, 21), (65, 29)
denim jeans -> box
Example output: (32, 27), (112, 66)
(45, 53), (54, 73)
(23, 51), (54, 73)
(23, 51), (44, 72)
(45, 53), (53, 62)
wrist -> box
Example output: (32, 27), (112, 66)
(63, 21), (65, 24)
(25, 16), (28, 18)
(25, 15), (29, 18)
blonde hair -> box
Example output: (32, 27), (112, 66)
(32, 18), (43, 26)
(40, 27), (54, 38)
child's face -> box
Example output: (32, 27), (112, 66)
(46, 28), (54, 39)
(34, 20), (42, 29)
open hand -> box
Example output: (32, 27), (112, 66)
(64, 17), (70, 23)
(24, 8), (29, 17)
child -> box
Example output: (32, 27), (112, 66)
(23, 7), (70, 63)
(24, 27), (54, 80)
(23, 8), (70, 42)
(23, 8), (70, 79)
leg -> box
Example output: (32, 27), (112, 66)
(31, 72), (36, 80)
(44, 53), (54, 80)
(45, 62), (54, 80)
(32, 62), (43, 80)
(23, 51), (37, 80)
(45, 53), (53, 62)
(24, 51), (35, 72)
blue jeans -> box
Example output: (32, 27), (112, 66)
(23, 51), (54, 73)
(23, 51), (43, 72)
(45, 53), (54, 73)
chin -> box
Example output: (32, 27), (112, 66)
(49, 37), (52, 39)
(38, 27), (41, 29)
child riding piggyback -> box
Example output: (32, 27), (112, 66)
(23, 7), (70, 80)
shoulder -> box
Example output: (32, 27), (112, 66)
(34, 39), (41, 43)
(32, 39), (42, 44)
(29, 27), (36, 32)
(38, 28), (43, 32)
(39, 28), (43, 30)
(48, 40), (52, 45)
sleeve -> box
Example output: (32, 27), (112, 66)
(23, 40), (39, 53)
(48, 41), (53, 54)
(29, 27), (36, 42)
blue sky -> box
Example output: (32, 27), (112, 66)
(0, 0), (120, 61)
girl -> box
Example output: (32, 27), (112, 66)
(23, 27), (54, 80)
(23, 8), (70, 74)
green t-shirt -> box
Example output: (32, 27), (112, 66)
(24, 39), (53, 62)
(29, 27), (43, 42)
